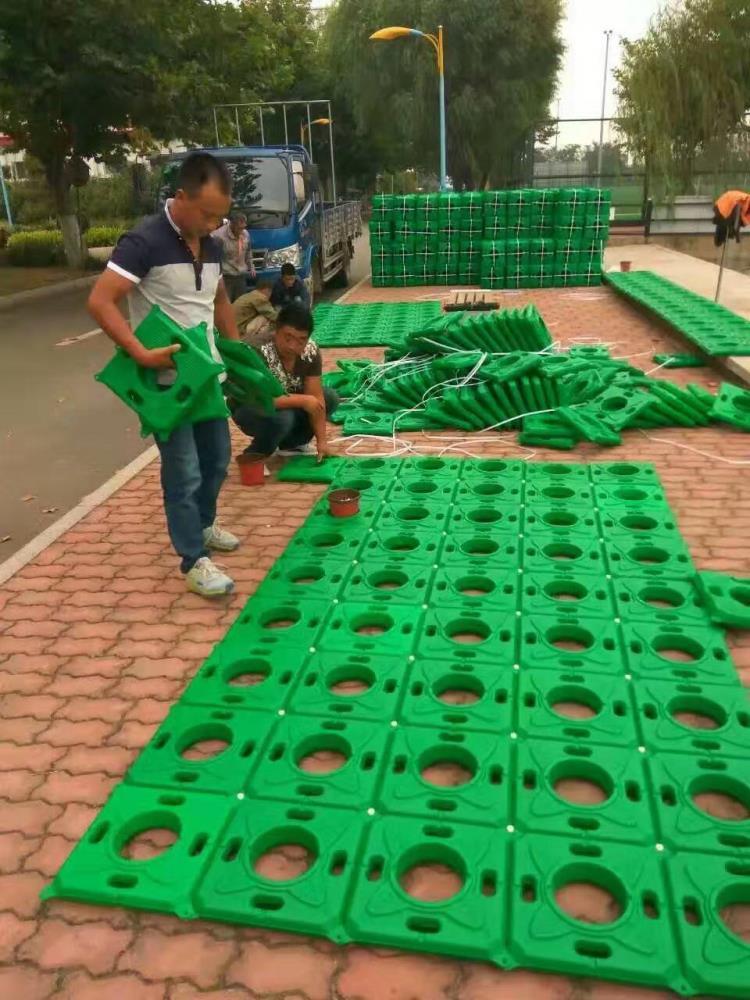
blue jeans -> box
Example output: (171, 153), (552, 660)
(231, 388), (339, 456)
(155, 418), (231, 573)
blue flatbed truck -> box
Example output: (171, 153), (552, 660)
(158, 144), (362, 303)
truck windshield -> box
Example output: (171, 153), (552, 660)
(157, 155), (291, 229)
(224, 157), (290, 228)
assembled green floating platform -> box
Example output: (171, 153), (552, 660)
(43, 458), (750, 998)
(313, 300), (443, 347)
(606, 270), (750, 357)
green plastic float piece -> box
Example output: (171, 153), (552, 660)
(694, 570), (750, 629)
(606, 270), (750, 356)
(274, 455), (342, 483)
(710, 381), (750, 431)
(44, 458), (750, 998)
(652, 353), (707, 368)
(218, 339), (284, 413)
(95, 305), (227, 440)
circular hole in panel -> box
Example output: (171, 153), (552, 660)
(607, 464), (640, 477)
(419, 746), (477, 787)
(542, 464), (573, 476)
(252, 827), (318, 882)
(405, 479), (438, 495)
(473, 482), (505, 497)
(178, 723), (233, 761)
(227, 658), (271, 687)
(399, 846), (466, 902)
(478, 460), (509, 474)
(368, 569), (409, 591)
(119, 812), (180, 861)
(261, 606), (301, 630)
(613, 487), (648, 501)
(433, 672), (485, 706)
(718, 885), (750, 944)
(542, 511), (579, 528)
(456, 575), (495, 597)
(690, 776), (750, 822)
(652, 634), (704, 663)
(460, 537), (500, 557)
(351, 612), (394, 636)
(554, 864), (626, 924)
(543, 486), (575, 500)
(338, 478), (373, 493)
(327, 665), (376, 697)
(548, 685), (603, 720)
(550, 760), (614, 806)
(542, 543), (583, 562)
(310, 532), (344, 549)
(446, 617), (491, 644)
(467, 507), (504, 524)
(296, 734), (351, 774)
(288, 564), (324, 586)
(543, 579), (588, 603)
(360, 459), (385, 471)
(395, 505), (430, 523)
(416, 458), (444, 472)
(620, 515), (658, 532)
(546, 625), (594, 653)
(383, 534), (419, 553)
(730, 586), (750, 608)
(630, 545), (669, 565)
(638, 585), (685, 610)
(669, 696), (726, 731)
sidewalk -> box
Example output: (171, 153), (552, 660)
(1, 279), (748, 999)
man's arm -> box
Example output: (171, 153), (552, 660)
(213, 278), (241, 341)
(303, 374), (331, 460)
(245, 230), (255, 278)
(299, 280), (311, 309)
(88, 270), (179, 369)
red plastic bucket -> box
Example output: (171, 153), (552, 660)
(620, 261), (632, 272)
(236, 452), (265, 486)
(328, 488), (360, 518)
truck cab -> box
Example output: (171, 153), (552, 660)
(158, 144), (361, 302)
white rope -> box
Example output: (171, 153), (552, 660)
(637, 430), (750, 466)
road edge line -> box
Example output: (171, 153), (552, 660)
(335, 271), (372, 304)
(0, 445), (158, 586)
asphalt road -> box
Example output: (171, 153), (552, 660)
(0, 233), (370, 560)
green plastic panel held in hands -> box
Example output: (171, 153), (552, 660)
(43, 459), (750, 998)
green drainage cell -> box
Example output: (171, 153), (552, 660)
(288, 652), (406, 724)
(42, 457), (750, 999)
(510, 836), (682, 992)
(515, 739), (653, 844)
(634, 678), (750, 758)
(517, 671), (638, 748)
(377, 726), (511, 825)
(400, 659), (513, 734)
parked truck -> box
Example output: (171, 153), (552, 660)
(158, 143), (361, 303)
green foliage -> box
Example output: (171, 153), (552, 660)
(7, 229), (64, 266)
(86, 224), (128, 247)
(615, 0), (750, 194)
(323, 0), (563, 188)
(0, 0), (318, 261)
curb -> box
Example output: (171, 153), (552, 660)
(0, 445), (158, 586)
(0, 274), (97, 312)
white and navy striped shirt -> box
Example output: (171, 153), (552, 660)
(108, 202), (224, 382)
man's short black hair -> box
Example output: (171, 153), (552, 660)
(280, 262), (296, 277)
(255, 278), (274, 292)
(277, 302), (314, 335)
(229, 209), (247, 224)
(177, 152), (232, 197)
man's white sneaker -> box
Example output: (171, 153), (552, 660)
(203, 522), (240, 552)
(186, 557), (234, 597)
(277, 442), (315, 457)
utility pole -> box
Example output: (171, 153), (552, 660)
(597, 30), (613, 178)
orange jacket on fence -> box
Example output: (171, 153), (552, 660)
(714, 190), (750, 225)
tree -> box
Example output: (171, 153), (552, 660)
(615, 0), (750, 195)
(323, 0), (564, 189)
(0, 0), (317, 264)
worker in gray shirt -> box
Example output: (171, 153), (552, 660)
(214, 211), (255, 302)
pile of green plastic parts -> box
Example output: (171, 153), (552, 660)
(96, 306), (284, 440)
(312, 300), (442, 348)
(606, 270), (750, 356)
(323, 306), (750, 448)
(370, 188), (610, 289)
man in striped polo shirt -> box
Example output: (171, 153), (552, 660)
(88, 152), (243, 597)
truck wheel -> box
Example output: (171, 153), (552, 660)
(330, 254), (350, 289)
(312, 257), (324, 298)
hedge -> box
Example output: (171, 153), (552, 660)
(7, 230), (65, 267)
(86, 224), (128, 247)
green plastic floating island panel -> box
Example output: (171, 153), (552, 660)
(370, 188), (609, 289)
(606, 270), (750, 356)
(44, 458), (750, 998)
(95, 305), (228, 440)
(313, 300), (443, 347)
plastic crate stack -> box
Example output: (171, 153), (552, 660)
(370, 188), (610, 289)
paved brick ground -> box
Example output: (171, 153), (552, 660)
(1, 281), (748, 999)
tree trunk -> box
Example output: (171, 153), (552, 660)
(51, 172), (84, 268)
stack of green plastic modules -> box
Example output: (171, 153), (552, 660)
(605, 270), (750, 356)
(44, 458), (750, 997)
(371, 189), (611, 289)
(312, 300), (443, 348)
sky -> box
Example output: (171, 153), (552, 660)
(309, 0), (664, 146)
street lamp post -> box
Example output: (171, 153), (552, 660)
(301, 117), (332, 158)
(370, 24), (447, 191)
(597, 30), (613, 179)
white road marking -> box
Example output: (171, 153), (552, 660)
(55, 327), (102, 348)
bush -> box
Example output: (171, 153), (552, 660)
(7, 230), (65, 266)
(86, 224), (128, 247)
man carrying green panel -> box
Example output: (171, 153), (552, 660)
(88, 153), (243, 598)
